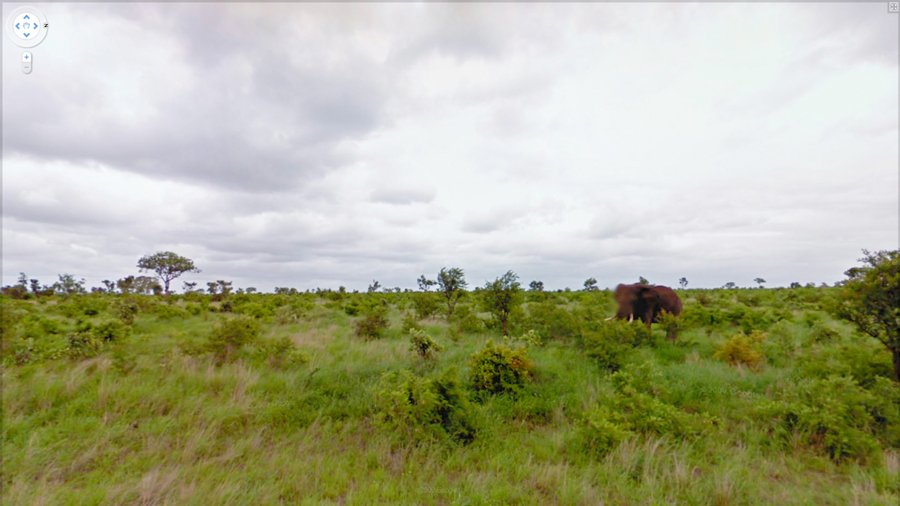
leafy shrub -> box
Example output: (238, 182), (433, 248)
(760, 376), (886, 462)
(401, 313), (423, 334)
(235, 302), (272, 319)
(808, 323), (840, 343)
(90, 319), (131, 342)
(526, 300), (581, 341)
(714, 331), (766, 369)
(656, 310), (681, 341)
(582, 331), (629, 372)
(152, 303), (190, 320)
(354, 306), (389, 340)
(607, 366), (717, 438)
(206, 315), (261, 363)
(273, 301), (311, 324)
(114, 299), (139, 325)
(451, 304), (485, 334)
(504, 329), (542, 347)
(577, 407), (633, 457)
(185, 302), (204, 316)
(469, 341), (533, 395)
(411, 293), (441, 320)
(409, 328), (442, 359)
(67, 325), (103, 359)
(376, 369), (476, 444)
(251, 336), (308, 369)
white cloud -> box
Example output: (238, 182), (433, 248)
(2, 2), (896, 290)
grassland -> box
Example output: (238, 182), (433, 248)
(2, 287), (898, 505)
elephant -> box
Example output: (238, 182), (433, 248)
(610, 283), (683, 327)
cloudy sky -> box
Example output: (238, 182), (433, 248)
(2, 2), (897, 291)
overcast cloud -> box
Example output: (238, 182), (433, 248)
(2, 2), (897, 291)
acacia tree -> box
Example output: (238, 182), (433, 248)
(583, 278), (599, 291)
(754, 277), (766, 288)
(437, 267), (467, 320)
(417, 275), (436, 292)
(679, 277), (688, 289)
(137, 251), (199, 295)
(528, 280), (544, 292)
(482, 271), (523, 336)
(838, 249), (900, 381)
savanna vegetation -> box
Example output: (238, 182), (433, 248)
(2, 252), (898, 505)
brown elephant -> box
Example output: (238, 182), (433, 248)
(611, 283), (683, 327)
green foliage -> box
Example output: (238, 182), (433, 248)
(838, 249), (900, 380)
(151, 302), (190, 320)
(136, 251), (200, 294)
(577, 408), (633, 457)
(760, 376), (891, 463)
(354, 305), (389, 340)
(375, 369), (476, 444)
(469, 341), (533, 395)
(408, 328), (442, 359)
(526, 299), (581, 341)
(504, 329), (542, 348)
(656, 310), (681, 341)
(714, 331), (766, 369)
(437, 267), (467, 320)
(113, 299), (139, 325)
(251, 336), (309, 369)
(607, 365), (717, 438)
(206, 315), (261, 363)
(90, 319), (131, 343)
(450, 304), (486, 334)
(481, 271), (523, 336)
(411, 292), (440, 320)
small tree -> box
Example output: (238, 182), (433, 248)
(417, 275), (436, 292)
(638, 276), (650, 285)
(754, 278), (766, 288)
(53, 274), (86, 295)
(437, 267), (467, 320)
(528, 280), (544, 292)
(838, 249), (900, 381)
(481, 271), (523, 336)
(583, 278), (599, 291)
(723, 282), (737, 289)
(137, 251), (199, 295)
(183, 281), (198, 293)
(679, 277), (688, 289)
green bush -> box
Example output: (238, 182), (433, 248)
(114, 299), (139, 325)
(411, 292), (441, 320)
(376, 369), (476, 444)
(582, 331), (629, 372)
(451, 304), (485, 334)
(67, 323), (103, 359)
(152, 303), (190, 320)
(526, 300), (581, 341)
(354, 306), (389, 340)
(469, 341), (533, 395)
(206, 315), (261, 363)
(760, 376), (886, 463)
(607, 366), (717, 438)
(409, 328), (442, 359)
(251, 336), (308, 369)
(577, 407), (633, 457)
(90, 319), (131, 342)
(235, 302), (272, 319)
(401, 313), (423, 334)
(714, 331), (766, 369)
